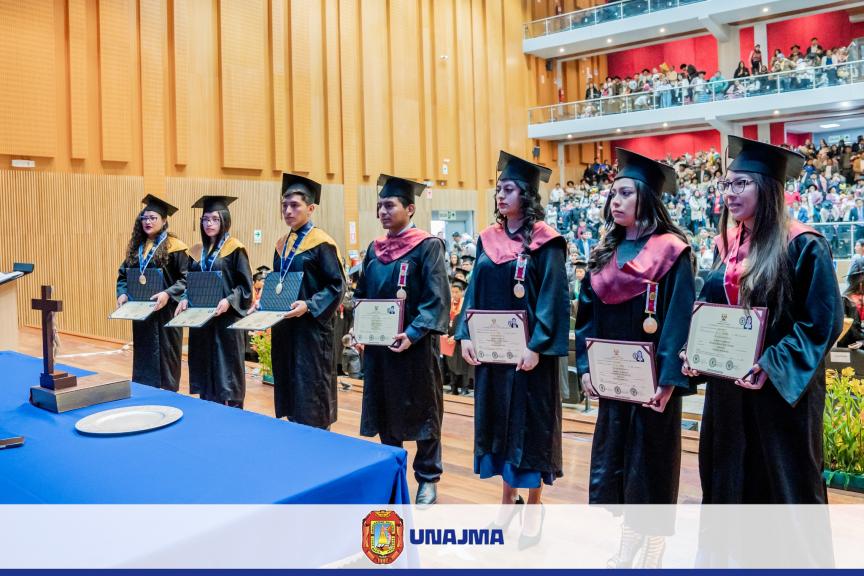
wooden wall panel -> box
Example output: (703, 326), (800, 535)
(339, 0), (363, 250)
(172, 0), (190, 166)
(0, 0), (56, 158)
(433, 0), (457, 184)
(270, 0), (287, 171)
(98, 0), (133, 163)
(455, 0), (476, 188)
(68, 0), (88, 159)
(218, 0), (267, 170)
(360, 0), (391, 178)
(289, 0), (313, 173)
(323, 0), (342, 177)
(140, 0), (167, 196)
(389, 0), (422, 180)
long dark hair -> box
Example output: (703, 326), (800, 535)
(588, 179), (689, 273)
(200, 209), (232, 253)
(495, 179), (546, 252)
(715, 172), (791, 310)
(124, 212), (176, 267)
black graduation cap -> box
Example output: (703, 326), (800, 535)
(614, 148), (677, 195)
(192, 195), (237, 212)
(847, 260), (864, 279)
(572, 258), (587, 269)
(727, 136), (806, 183)
(497, 151), (552, 190)
(454, 265), (470, 275)
(255, 265), (271, 277)
(460, 254), (476, 263)
(141, 194), (179, 218)
(450, 278), (468, 291)
(282, 173), (322, 204)
(377, 174), (427, 203)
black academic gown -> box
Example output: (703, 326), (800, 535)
(574, 236), (695, 508)
(698, 232), (843, 503)
(271, 231), (345, 428)
(116, 237), (189, 391)
(837, 294), (864, 347)
(187, 239), (253, 405)
(356, 237), (450, 441)
(455, 234), (570, 482)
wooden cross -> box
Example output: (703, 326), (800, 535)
(31, 285), (76, 391)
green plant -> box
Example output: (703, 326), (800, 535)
(823, 367), (864, 488)
(250, 329), (272, 377)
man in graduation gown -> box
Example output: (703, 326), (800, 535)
(271, 174), (346, 430)
(116, 194), (189, 392)
(355, 175), (450, 505)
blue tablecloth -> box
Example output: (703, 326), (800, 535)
(0, 351), (409, 504)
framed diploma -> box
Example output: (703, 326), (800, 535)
(109, 301), (158, 321)
(465, 310), (529, 365)
(685, 302), (768, 380)
(586, 339), (657, 404)
(165, 307), (218, 328)
(353, 299), (405, 346)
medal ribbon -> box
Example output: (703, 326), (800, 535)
(644, 281), (658, 315)
(278, 223), (313, 285)
(138, 231), (168, 277)
(203, 233), (229, 272)
(514, 254), (528, 282)
(397, 262), (409, 289)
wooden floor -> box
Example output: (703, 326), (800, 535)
(11, 327), (863, 504)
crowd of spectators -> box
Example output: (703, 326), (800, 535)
(571, 36), (857, 118)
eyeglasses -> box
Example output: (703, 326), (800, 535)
(139, 215), (160, 223)
(717, 178), (755, 196)
(201, 217), (222, 225)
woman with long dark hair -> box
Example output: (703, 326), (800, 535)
(574, 149), (696, 566)
(115, 195), (189, 391)
(457, 151), (569, 549)
(684, 136), (843, 503)
(838, 261), (864, 349)
(175, 196), (253, 407)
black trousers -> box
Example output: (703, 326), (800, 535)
(380, 433), (443, 484)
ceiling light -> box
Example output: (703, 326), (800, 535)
(616, 128), (622, 133)
(559, 47), (565, 53)
(607, 38), (613, 44)
(567, 134), (573, 139)
(840, 101), (852, 108)
(820, 123), (841, 129)
(659, 27), (666, 33)
(762, 6), (770, 12)
(773, 110), (780, 115)
(662, 122), (669, 127)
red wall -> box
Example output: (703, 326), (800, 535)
(769, 122), (786, 146)
(606, 35), (719, 79)
(767, 11), (864, 55)
(787, 132), (812, 147)
(611, 130), (721, 160)
(739, 27), (755, 69)
(743, 125), (758, 140)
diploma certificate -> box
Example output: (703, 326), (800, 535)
(685, 302), (767, 380)
(586, 339), (657, 404)
(228, 311), (287, 331)
(465, 310), (529, 365)
(353, 299), (404, 346)
(165, 307), (217, 328)
(109, 301), (158, 321)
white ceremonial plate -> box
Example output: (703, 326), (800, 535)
(75, 405), (183, 435)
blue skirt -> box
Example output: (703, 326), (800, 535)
(475, 453), (556, 489)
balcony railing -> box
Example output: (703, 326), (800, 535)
(524, 0), (707, 39)
(811, 222), (861, 260)
(528, 59), (864, 125)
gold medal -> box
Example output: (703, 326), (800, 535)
(139, 274), (147, 285)
(396, 288), (407, 299)
(513, 282), (525, 298)
(643, 315), (658, 334)
(275, 281), (284, 295)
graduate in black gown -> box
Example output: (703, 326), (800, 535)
(837, 260), (864, 349)
(176, 196), (253, 408)
(116, 195), (189, 391)
(442, 278), (472, 396)
(574, 150), (695, 566)
(457, 151), (569, 549)
(355, 175), (450, 505)
(682, 136), (843, 504)
(270, 174), (346, 429)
